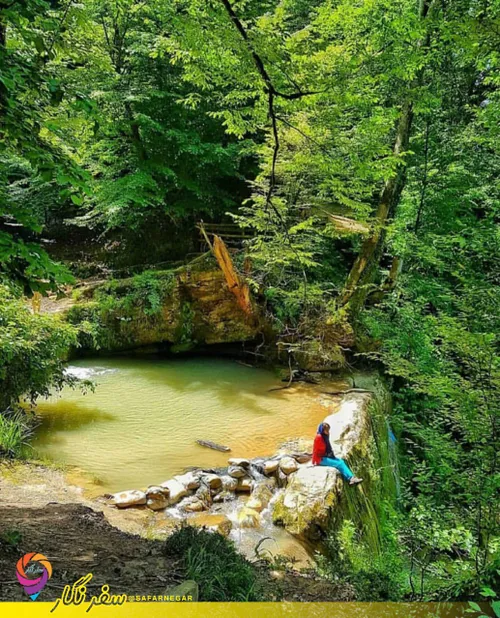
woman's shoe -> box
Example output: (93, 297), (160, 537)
(349, 477), (363, 485)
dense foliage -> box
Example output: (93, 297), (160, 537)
(0, 0), (498, 602)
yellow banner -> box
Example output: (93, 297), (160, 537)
(0, 602), (482, 618)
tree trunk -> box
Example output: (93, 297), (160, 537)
(340, 101), (413, 313)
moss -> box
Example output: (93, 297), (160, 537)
(64, 266), (262, 353)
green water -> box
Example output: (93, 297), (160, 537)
(33, 358), (326, 493)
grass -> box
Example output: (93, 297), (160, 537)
(0, 408), (34, 458)
(164, 526), (263, 601)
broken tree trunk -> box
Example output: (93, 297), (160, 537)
(212, 234), (253, 315)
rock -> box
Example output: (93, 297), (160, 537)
(174, 472), (200, 490)
(272, 466), (340, 538)
(237, 506), (261, 528)
(199, 473), (222, 489)
(194, 485), (212, 507)
(181, 498), (206, 513)
(145, 486), (169, 511)
(279, 456), (299, 475)
(220, 475), (238, 491)
(110, 489), (147, 508)
(251, 482), (274, 509)
(164, 580), (199, 602)
(228, 457), (250, 467)
(188, 513), (233, 537)
(160, 478), (190, 506)
(263, 459), (279, 475)
(291, 453), (311, 464)
(246, 497), (263, 512)
(213, 490), (236, 503)
(228, 465), (246, 479)
(235, 477), (253, 492)
(277, 469), (290, 487)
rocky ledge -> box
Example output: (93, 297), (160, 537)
(106, 381), (395, 544)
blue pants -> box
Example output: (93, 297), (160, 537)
(319, 457), (354, 480)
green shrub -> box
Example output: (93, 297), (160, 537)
(0, 408), (34, 458)
(164, 526), (262, 601)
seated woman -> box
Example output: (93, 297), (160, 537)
(312, 422), (363, 485)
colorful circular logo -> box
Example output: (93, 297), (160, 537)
(16, 552), (52, 600)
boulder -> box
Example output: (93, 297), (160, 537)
(181, 498), (207, 513)
(199, 473), (222, 489)
(174, 472), (200, 490)
(235, 477), (253, 492)
(246, 497), (263, 512)
(145, 486), (169, 511)
(195, 485), (212, 507)
(251, 481), (274, 509)
(263, 459), (279, 475)
(279, 456), (298, 475)
(188, 513), (233, 537)
(160, 478), (190, 506)
(291, 453), (311, 464)
(237, 506), (261, 528)
(110, 489), (147, 508)
(213, 490), (236, 503)
(220, 475), (238, 491)
(272, 466), (340, 538)
(228, 457), (250, 468)
(228, 465), (246, 479)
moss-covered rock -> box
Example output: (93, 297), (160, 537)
(65, 265), (263, 353)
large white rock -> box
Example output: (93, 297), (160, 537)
(273, 466), (340, 535)
(160, 478), (190, 505)
(110, 489), (147, 508)
(221, 475), (238, 491)
(174, 472), (200, 490)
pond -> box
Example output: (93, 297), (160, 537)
(33, 357), (329, 494)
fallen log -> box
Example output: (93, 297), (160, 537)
(196, 440), (231, 453)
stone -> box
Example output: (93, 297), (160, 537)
(181, 499), (206, 513)
(263, 459), (279, 475)
(237, 506), (261, 528)
(235, 477), (253, 492)
(173, 472), (200, 490)
(228, 465), (246, 479)
(291, 453), (311, 464)
(213, 490), (236, 503)
(251, 482), (274, 509)
(279, 456), (299, 475)
(228, 457), (250, 467)
(188, 513), (233, 537)
(110, 489), (147, 508)
(272, 466), (340, 538)
(195, 485), (212, 507)
(220, 475), (238, 491)
(145, 486), (169, 511)
(277, 469), (289, 487)
(246, 497), (263, 512)
(199, 473), (222, 489)
(164, 580), (199, 602)
(160, 478), (190, 506)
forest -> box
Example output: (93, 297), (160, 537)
(1, 0), (499, 605)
